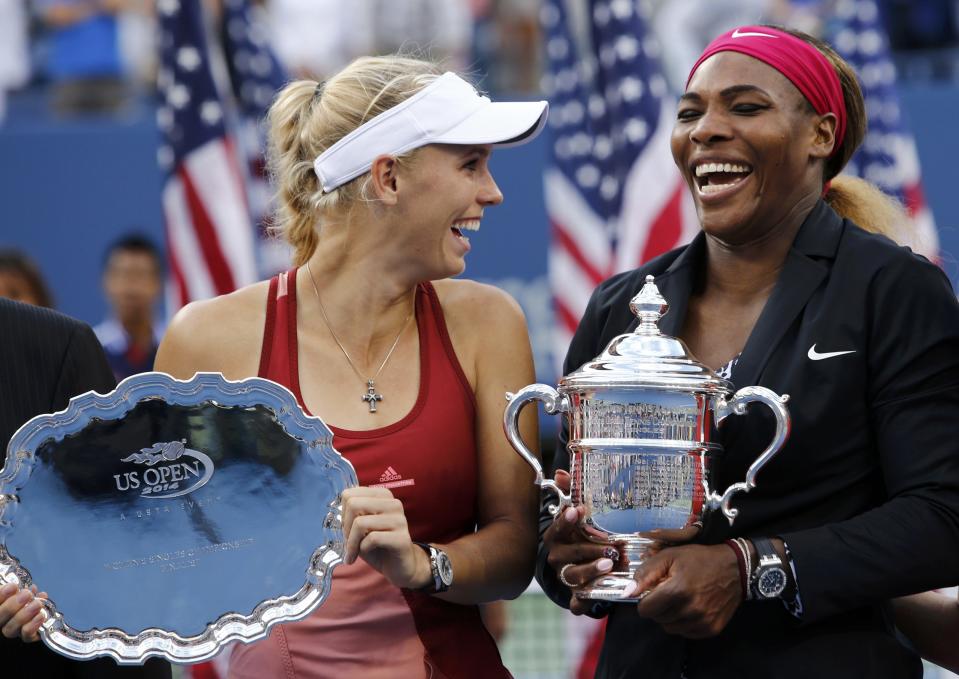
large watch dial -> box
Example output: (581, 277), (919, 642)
(437, 551), (454, 587)
(757, 567), (787, 598)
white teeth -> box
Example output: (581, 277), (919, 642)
(453, 219), (481, 232)
(694, 162), (751, 177)
(698, 176), (747, 194)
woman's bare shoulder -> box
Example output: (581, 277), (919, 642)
(431, 278), (530, 357)
(431, 278), (525, 326)
(155, 281), (271, 380)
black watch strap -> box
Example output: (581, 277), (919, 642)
(413, 541), (452, 593)
(752, 537), (777, 560)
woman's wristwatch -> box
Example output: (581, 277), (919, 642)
(414, 542), (453, 593)
(749, 537), (788, 600)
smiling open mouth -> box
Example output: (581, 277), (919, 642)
(694, 162), (753, 195)
(451, 218), (481, 241)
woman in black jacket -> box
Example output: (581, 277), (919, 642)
(538, 25), (959, 679)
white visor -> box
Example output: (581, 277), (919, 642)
(313, 72), (548, 193)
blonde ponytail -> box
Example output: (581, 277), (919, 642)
(267, 80), (322, 266)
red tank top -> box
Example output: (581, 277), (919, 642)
(235, 268), (509, 679)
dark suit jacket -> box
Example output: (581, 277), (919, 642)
(536, 201), (959, 678)
(0, 299), (169, 678)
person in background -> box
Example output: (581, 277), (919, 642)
(34, 0), (130, 115)
(0, 249), (54, 308)
(93, 234), (164, 381)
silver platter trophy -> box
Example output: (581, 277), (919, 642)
(0, 372), (357, 664)
(505, 276), (791, 601)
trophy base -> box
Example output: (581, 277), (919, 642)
(574, 572), (649, 603)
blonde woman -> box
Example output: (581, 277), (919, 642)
(1, 56), (546, 678)
(167, 57), (545, 679)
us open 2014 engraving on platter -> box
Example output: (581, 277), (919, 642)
(113, 440), (214, 499)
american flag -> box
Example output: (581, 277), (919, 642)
(220, 0), (291, 276)
(826, 0), (939, 261)
(156, 0), (258, 311)
(541, 0), (698, 362)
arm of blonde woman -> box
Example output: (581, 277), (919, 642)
(892, 591), (959, 673)
(0, 584), (47, 642)
(426, 282), (540, 603)
(341, 282), (540, 603)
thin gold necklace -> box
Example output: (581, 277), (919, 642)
(305, 261), (413, 413)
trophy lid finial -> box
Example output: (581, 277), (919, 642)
(629, 275), (668, 335)
(561, 274), (733, 394)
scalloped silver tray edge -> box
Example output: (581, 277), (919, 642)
(0, 371), (357, 665)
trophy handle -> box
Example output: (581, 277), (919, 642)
(504, 384), (571, 516)
(707, 386), (791, 524)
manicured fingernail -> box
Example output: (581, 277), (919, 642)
(621, 581), (639, 598)
(596, 558), (614, 572)
(564, 508), (577, 522)
(17, 590), (32, 604)
(0, 584), (16, 597)
(26, 599), (42, 613)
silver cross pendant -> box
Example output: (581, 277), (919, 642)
(361, 379), (383, 413)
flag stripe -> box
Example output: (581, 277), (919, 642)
(163, 177), (217, 302)
(551, 220), (607, 285)
(640, 180), (685, 264)
(183, 139), (258, 287)
(549, 245), (601, 327)
(554, 297), (583, 339)
(158, 0), (258, 315)
(179, 165), (238, 295)
(542, 0), (695, 375)
(544, 169), (613, 273)
(613, 98), (696, 272)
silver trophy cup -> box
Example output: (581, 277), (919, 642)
(504, 276), (790, 601)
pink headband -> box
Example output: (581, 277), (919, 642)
(686, 25), (846, 154)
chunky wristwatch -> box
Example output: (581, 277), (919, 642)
(750, 537), (788, 600)
(414, 542), (453, 593)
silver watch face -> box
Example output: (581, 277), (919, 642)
(437, 551), (453, 587)
(757, 567), (787, 598)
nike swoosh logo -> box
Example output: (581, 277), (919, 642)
(807, 344), (856, 361)
(731, 28), (779, 39)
